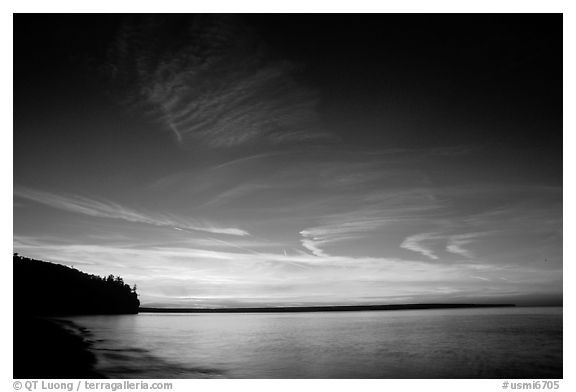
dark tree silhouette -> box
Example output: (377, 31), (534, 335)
(13, 253), (140, 315)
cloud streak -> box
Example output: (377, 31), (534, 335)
(400, 232), (440, 260)
(299, 214), (393, 257)
(14, 186), (248, 236)
(401, 231), (490, 261)
(446, 233), (486, 258)
(109, 15), (329, 148)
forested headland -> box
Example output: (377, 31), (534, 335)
(13, 253), (139, 315)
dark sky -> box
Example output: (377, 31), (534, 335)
(14, 14), (562, 307)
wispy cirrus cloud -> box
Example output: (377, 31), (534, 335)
(299, 234), (330, 257)
(297, 187), (442, 259)
(200, 183), (272, 208)
(401, 231), (491, 261)
(300, 214), (394, 257)
(14, 186), (248, 236)
(400, 232), (440, 260)
(446, 232), (487, 258)
(109, 15), (329, 149)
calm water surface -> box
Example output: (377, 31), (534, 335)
(65, 307), (562, 379)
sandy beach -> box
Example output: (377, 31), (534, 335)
(14, 316), (103, 379)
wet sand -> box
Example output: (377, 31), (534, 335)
(14, 316), (103, 379)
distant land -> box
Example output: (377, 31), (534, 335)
(140, 303), (516, 313)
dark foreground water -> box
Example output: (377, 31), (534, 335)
(65, 307), (562, 379)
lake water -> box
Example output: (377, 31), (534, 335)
(65, 307), (562, 379)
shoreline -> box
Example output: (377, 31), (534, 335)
(140, 303), (516, 313)
(13, 316), (104, 379)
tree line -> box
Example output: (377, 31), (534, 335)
(14, 253), (140, 315)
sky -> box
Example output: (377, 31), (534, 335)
(14, 14), (562, 307)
